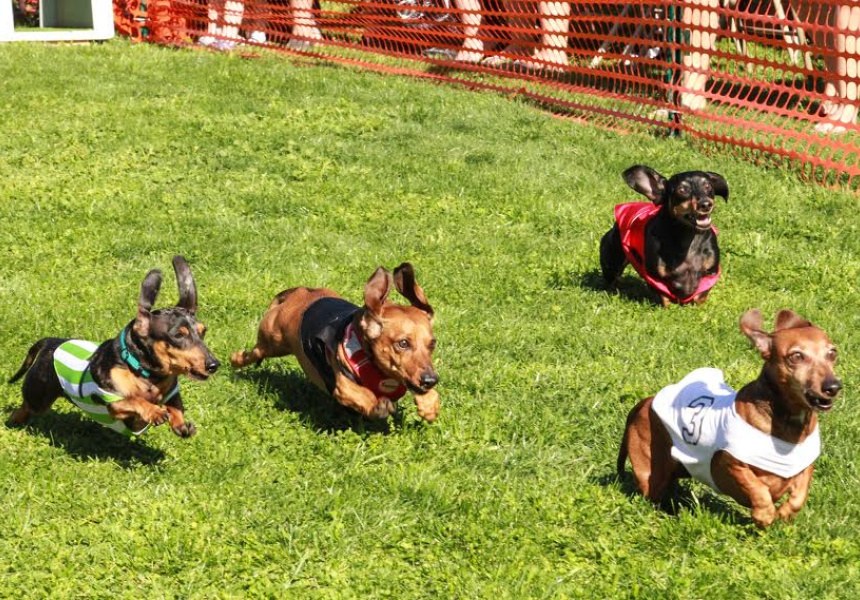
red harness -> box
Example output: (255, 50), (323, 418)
(340, 322), (407, 401)
(615, 202), (720, 304)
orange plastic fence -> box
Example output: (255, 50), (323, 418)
(116, 0), (860, 187)
(113, 0), (146, 39)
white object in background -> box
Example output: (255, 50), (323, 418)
(1, 0), (115, 42)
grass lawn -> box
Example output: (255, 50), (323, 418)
(1, 40), (859, 598)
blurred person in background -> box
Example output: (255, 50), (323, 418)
(679, 0), (859, 133)
(455, 0), (571, 69)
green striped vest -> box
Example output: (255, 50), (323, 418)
(53, 339), (179, 437)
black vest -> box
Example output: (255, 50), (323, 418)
(299, 297), (360, 393)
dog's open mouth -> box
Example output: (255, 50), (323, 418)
(188, 369), (210, 381)
(407, 382), (430, 395)
(805, 392), (834, 412)
(694, 213), (712, 229)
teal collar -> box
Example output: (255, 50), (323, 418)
(119, 327), (152, 379)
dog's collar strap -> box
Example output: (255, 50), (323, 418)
(341, 322), (407, 401)
(119, 327), (152, 379)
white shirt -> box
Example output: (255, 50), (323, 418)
(650, 368), (820, 491)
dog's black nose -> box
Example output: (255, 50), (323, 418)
(206, 357), (221, 374)
(420, 372), (439, 390)
(822, 379), (843, 397)
(698, 198), (714, 212)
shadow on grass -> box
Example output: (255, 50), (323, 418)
(233, 366), (405, 435)
(9, 410), (165, 467)
(595, 470), (752, 528)
(549, 268), (658, 306)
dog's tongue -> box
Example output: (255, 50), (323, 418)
(696, 215), (712, 228)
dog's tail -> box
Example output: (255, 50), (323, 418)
(8, 339), (50, 384)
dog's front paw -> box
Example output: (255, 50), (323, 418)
(172, 421), (197, 438)
(693, 292), (710, 305)
(369, 397), (396, 420)
(148, 406), (170, 427)
(751, 504), (777, 529)
(414, 390), (439, 423)
(775, 502), (798, 523)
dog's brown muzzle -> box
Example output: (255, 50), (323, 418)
(806, 377), (842, 412)
(408, 369), (439, 394)
(189, 354), (220, 381)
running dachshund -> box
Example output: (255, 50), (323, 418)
(618, 309), (841, 527)
(231, 263), (439, 422)
(8, 256), (220, 437)
(600, 165), (728, 306)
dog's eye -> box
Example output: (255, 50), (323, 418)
(396, 339), (411, 351)
(827, 348), (837, 361)
(676, 185), (691, 198)
(428, 339), (437, 352)
(788, 351), (806, 364)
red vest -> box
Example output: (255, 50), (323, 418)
(341, 322), (407, 401)
(615, 202), (720, 304)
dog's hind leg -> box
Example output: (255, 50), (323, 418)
(642, 408), (680, 504)
(9, 381), (61, 425)
(230, 345), (271, 369)
(230, 317), (293, 368)
(10, 372), (62, 426)
(230, 324), (299, 368)
(231, 289), (311, 369)
(624, 397), (678, 503)
(600, 225), (627, 288)
(8, 404), (33, 426)
(9, 339), (65, 426)
(617, 427), (630, 477)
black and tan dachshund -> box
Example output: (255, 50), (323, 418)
(8, 256), (219, 437)
(600, 165), (729, 306)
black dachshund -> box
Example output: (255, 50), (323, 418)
(600, 165), (729, 306)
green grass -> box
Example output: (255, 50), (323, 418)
(1, 40), (859, 598)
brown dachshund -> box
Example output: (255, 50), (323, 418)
(618, 309), (842, 527)
(231, 263), (439, 422)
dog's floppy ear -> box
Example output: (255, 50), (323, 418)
(740, 309), (772, 359)
(774, 309), (812, 332)
(393, 262), (433, 316)
(705, 172), (729, 201)
(623, 165), (667, 205)
(172, 255), (198, 314)
(135, 269), (162, 337)
(361, 267), (392, 340)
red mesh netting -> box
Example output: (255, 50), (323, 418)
(115, 0), (860, 187)
(114, 0), (147, 39)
